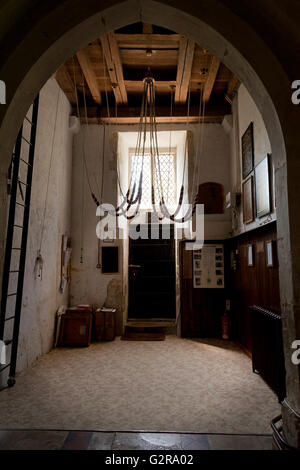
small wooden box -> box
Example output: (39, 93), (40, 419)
(93, 308), (116, 341)
(59, 311), (92, 347)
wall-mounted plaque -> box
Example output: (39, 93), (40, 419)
(242, 122), (254, 179)
(242, 175), (255, 224)
(193, 244), (224, 289)
(255, 154), (271, 218)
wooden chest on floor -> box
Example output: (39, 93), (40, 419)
(93, 308), (116, 341)
(59, 311), (92, 347)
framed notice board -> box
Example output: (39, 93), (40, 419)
(242, 175), (255, 224)
(255, 154), (271, 218)
(193, 244), (224, 289)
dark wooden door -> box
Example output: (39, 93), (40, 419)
(128, 224), (176, 319)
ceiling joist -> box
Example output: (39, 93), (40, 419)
(100, 33), (128, 105)
(56, 26), (237, 120)
(203, 56), (221, 103)
(74, 103), (231, 124)
(142, 23), (153, 34)
(226, 74), (241, 102)
(115, 33), (180, 49)
(76, 49), (102, 105)
(175, 37), (195, 104)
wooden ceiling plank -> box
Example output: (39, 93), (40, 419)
(226, 74), (241, 100)
(101, 34), (127, 105)
(175, 37), (195, 104)
(76, 49), (102, 105)
(100, 35), (122, 103)
(175, 36), (188, 103)
(142, 23), (153, 34)
(203, 56), (221, 103)
(107, 32), (128, 105)
(75, 103), (231, 124)
(115, 33), (180, 49)
(179, 40), (195, 103)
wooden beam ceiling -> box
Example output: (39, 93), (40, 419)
(175, 37), (195, 104)
(55, 25), (238, 121)
(142, 23), (153, 34)
(203, 56), (221, 103)
(226, 74), (241, 101)
(100, 33), (128, 105)
(115, 34), (180, 49)
(74, 103), (231, 124)
(76, 48), (102, 105)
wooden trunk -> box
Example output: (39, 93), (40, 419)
(59, 311), (92, 347)
(93, 308), (116, 341)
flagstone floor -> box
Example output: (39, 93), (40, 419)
(0, 429), (273, 450)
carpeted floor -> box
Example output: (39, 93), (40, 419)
(0, 336), (280, 434)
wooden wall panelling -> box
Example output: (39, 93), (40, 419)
(180, 223), (280, 350)
(224, 222), (280, 353)
(180, 241), (226, 338)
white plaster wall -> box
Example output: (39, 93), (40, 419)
(70, 122), (231, 330)
(70, 124), (125, 335)
(230, 84), (276, 235)
(14, 78), (73, 372)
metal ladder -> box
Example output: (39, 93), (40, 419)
(0, 95), (39, 388)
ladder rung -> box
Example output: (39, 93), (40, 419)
(24, 116), (33, 125)
(13, 224), (23, 229)
(21, 136), (32, 146)
(4, 340), (13, 345)
(5, 316), (15, 322)
(20, 158), (31, 167)
(12, 247), (21, 251)
(0, 364), (10, 373)
(16, 202), (26, 208)
(9, 270), (19, 273)
(18, 179), (28, 187)
(7, 293), (17, 297)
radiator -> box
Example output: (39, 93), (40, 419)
(250, 305), (286, 402)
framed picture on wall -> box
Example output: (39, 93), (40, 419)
(266, 240), (274, 267)
(242, 122), (254, 179)
(242, 175), (255, 224)
(255, 154), (271, 218)
(247, 244), (255, 267)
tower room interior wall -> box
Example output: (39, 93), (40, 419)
(15, 78), (73, 373)
(70, 121), (232, 332)
(5, 75), (277, 373)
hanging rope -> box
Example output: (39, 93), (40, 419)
(35, 87), (61, 278)
(88, 60), (206, 225)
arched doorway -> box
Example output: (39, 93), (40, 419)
(0, 0), (299, 446)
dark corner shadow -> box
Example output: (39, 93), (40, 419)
(186, 337), (243, 352)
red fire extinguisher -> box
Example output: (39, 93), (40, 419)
(222, 300), (231, 339)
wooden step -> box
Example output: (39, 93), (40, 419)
(121, 331), (165, 341)
(126, 319), (176, 328)
(121, 324), (167, 341)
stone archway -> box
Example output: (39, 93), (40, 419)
(0, 0), (299, 446)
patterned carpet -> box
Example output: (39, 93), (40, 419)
(0, 336), (280, 433)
